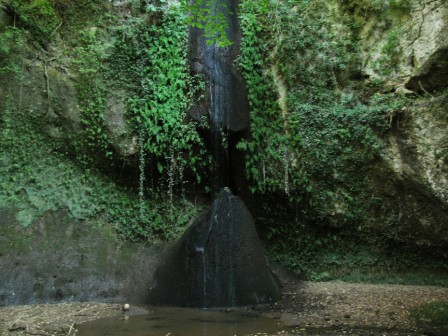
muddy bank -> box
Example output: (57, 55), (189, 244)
(269, 281), (448, 335)
(1, 281), (447, 336)
(0, 303), (124, 335)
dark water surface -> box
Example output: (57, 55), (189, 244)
(77, 307), (285, 336)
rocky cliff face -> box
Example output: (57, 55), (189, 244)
(0, 11), (138, 165)
(0, 2), (201, 305)
(1, 0), (447, 285)
(356, 0), (448, 93)
(354, 0), (448, 250)
(242, 0), (448, 255)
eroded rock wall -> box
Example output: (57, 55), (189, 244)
(353, 0), (448, 92)
(265, 0), (448, 252)
(0, 4), (138, 166)
(356, 0), (448, 249)
(0, 209), (159, 306)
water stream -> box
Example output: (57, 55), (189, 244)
(190, 0), (250, 191)
(147, 0), (280, 309)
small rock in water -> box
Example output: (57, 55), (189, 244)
(122, 303), (130, 311)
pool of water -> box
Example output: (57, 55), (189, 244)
(77, 307), (285, 336)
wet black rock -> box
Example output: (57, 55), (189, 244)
(189, 0), (250, 132)
(148, 188), (281, 308)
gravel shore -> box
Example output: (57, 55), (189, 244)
(1, 281), (447, 336)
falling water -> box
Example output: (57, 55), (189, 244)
(193, 0), (247, 305)
(189, 0), (250, 191)
(138, 127), (146, 222)
(227, 202), (236, 306)
(148, 0), (280, 308)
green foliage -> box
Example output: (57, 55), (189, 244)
(3, 0), (60, 43)
(180, 0), (232, 47)
(241, 0), (444, 285)
(238, 0), (406, 226)
(236, 0), (439, 282)
(108, 5), (210, 186)
(0, 26), (24, 74)
(373, 28), (403, 75)
(291, 93), (403, 226)
(114, 195), (202, 241)
(339, 0), (413, 18)
(237, 0), (304, 197)
(0, 95), (200, 240)
(267, 220), (448, 285)
(339, 0), (412, 76)
(0, 0), (210, 242)
(72, 28), (114, 165)
(410, 302), (448, 329)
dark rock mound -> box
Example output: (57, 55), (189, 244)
(148, 188), (281, 308)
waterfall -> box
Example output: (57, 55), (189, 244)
(148, 0), (280, 308)
(138, 127), (146, 223)
(149, 187), (280, 307)
(189, 0), (250, 191)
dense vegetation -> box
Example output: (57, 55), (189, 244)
(237, 0), (447, 283)
(0, 0), (447, 285)
(0, 0), (205, 241)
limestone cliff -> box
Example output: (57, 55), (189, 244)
(262, 0), (448, 253)
(0, 2), (138, 165)
(344, 0), (448, 251)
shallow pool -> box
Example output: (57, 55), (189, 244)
(77, 307), (285, 336)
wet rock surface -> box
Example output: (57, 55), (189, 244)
(148, 188), (281, 307)
(0, 209), (159, 306)
(189, 0), (250, 132)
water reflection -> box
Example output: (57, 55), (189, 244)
(77, 307), (284, 336)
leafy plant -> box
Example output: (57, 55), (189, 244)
(0, 26), (25, 74)
(108, 4), (210, 189)
(0, 1), (205, 241)
(235, 0), (438, 281)
(180, 0), (232, 47)
(67, 27), (116, 171)
(237, 0), (304, 198)
(0, 92), (201, 240)
(3, 0), (60, 44)
(238, 0), (408, 225)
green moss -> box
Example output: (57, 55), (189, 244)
(71, 28), (115, 166)
(237, 0), (448, 284)
(339, 0), (412, 19)
(0, 0), (208, 242)
(267, 224), (448, 286)
(4, 0), (60, 44)
(0, 26), (25, 75)
(239, 0), (405, 226)
(410, 301), (448, 328)
(0, 90), (201, 241)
